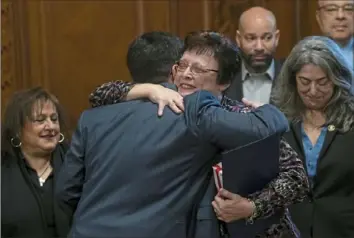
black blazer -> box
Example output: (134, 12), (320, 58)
(283, 122), (354, 238)
(224, 59), (284, 103)
(1, 143), (71, 238)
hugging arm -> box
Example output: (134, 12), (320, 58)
(89, 80), (135, 107)
(247, 138), (309, 220)
(185, 90), (289, 150)
(89, 81), (183, 115)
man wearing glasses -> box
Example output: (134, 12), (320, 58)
(317, 0), (354, 69)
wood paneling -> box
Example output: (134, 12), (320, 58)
(1, 0), (322, 131)
(214, 0), (265, 37)
(141, 1), (171, 33)
(213, 0), (302, 59)
(40, 1), (138, 126)
(298, 0), (322, 38)
(175, 0), (213, 34)
(1, 1), (29, 111)
(1, 1), (16, 111)
(263, 0), (298, 58)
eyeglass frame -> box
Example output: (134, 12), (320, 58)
(318, 4), (354, 16)
(174, 60), (219, 75)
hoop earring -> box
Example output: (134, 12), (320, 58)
(59, 133), (65, 143)
(10, 137), (22, 147)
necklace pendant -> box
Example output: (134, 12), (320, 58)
(39, 177), (45, 186)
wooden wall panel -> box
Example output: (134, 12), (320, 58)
(1, 1), (26, 113)
(141, 1), (171, 33)
(298, 0), (322, 38)
(24, 1), (140, 127)
(213, 0), (298, 58)
(214, 0), (266, 38)
(176, 0), (214, 35)
(1, 0), (324, 131)
(1, 1), (16, 112)
(263, 0), (297, 58)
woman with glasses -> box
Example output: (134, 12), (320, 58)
(273, 36), (354, 238)
(88, 31), (309, 238)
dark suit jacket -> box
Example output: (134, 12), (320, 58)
(224, 59), (284, 103)
(1, 143), (70, 238)
(284, 122), (354, 238)
(192, 176), (221, 238)
(55, 89), (288, 238)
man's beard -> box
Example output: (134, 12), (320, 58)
(241, 50), (274, 74)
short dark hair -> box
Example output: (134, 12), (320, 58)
(183, 31), (241, 85)
(1, 87), (67, 157)
(126, 31), (183, 84)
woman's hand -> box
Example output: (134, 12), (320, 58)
(145, 84), (184, 116)
(126, 83), (184, 116)
(242, 98), (264, 109)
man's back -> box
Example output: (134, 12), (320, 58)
(57, 90), (288, 238)
(72, 101), (217, 237)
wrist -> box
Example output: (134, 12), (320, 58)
(127, 83), (153, 100)
(145, 83), (160, 99)
(245, 199), (257, 224)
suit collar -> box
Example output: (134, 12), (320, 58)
(223, 59), (283, 101)
(273, 59), (283, 76)
(231, 71), (244, 100)
(290, 121), (306, 158)
(51, 143), (71, 237)
(318, 125), (337, 159)
(289, 121), (338, 170)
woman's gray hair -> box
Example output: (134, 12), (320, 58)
(272, 36), (354, 132)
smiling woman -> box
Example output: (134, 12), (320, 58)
(88, 31), (310, 238)
(172, 31), (241, 97)
(1, 87), (71, 238)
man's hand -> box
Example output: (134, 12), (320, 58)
(211, 188), (255, 223)
(242, 98), (264, 109)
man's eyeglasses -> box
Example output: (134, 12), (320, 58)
(175, 61), (218, 75)
(319, 4), (354, 16)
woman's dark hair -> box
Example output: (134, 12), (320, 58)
(1, 87), (67, 157)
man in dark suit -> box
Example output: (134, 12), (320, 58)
(55, 31), (288, 238)
(224, 7), (284, 104)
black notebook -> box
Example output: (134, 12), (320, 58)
(221, 133), (283, 238)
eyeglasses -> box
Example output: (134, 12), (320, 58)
(175, 61), (218, 75)
(319, 4), (354, 16)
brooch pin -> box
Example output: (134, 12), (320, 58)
(327, 125), (336, 131)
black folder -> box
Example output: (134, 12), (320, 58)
(221, 133), (283, 238)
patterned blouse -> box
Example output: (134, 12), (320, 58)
(89, 81), (309, 238)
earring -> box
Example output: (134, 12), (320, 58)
(10, 137), (22, 147)
(59, 133), (65, 143)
